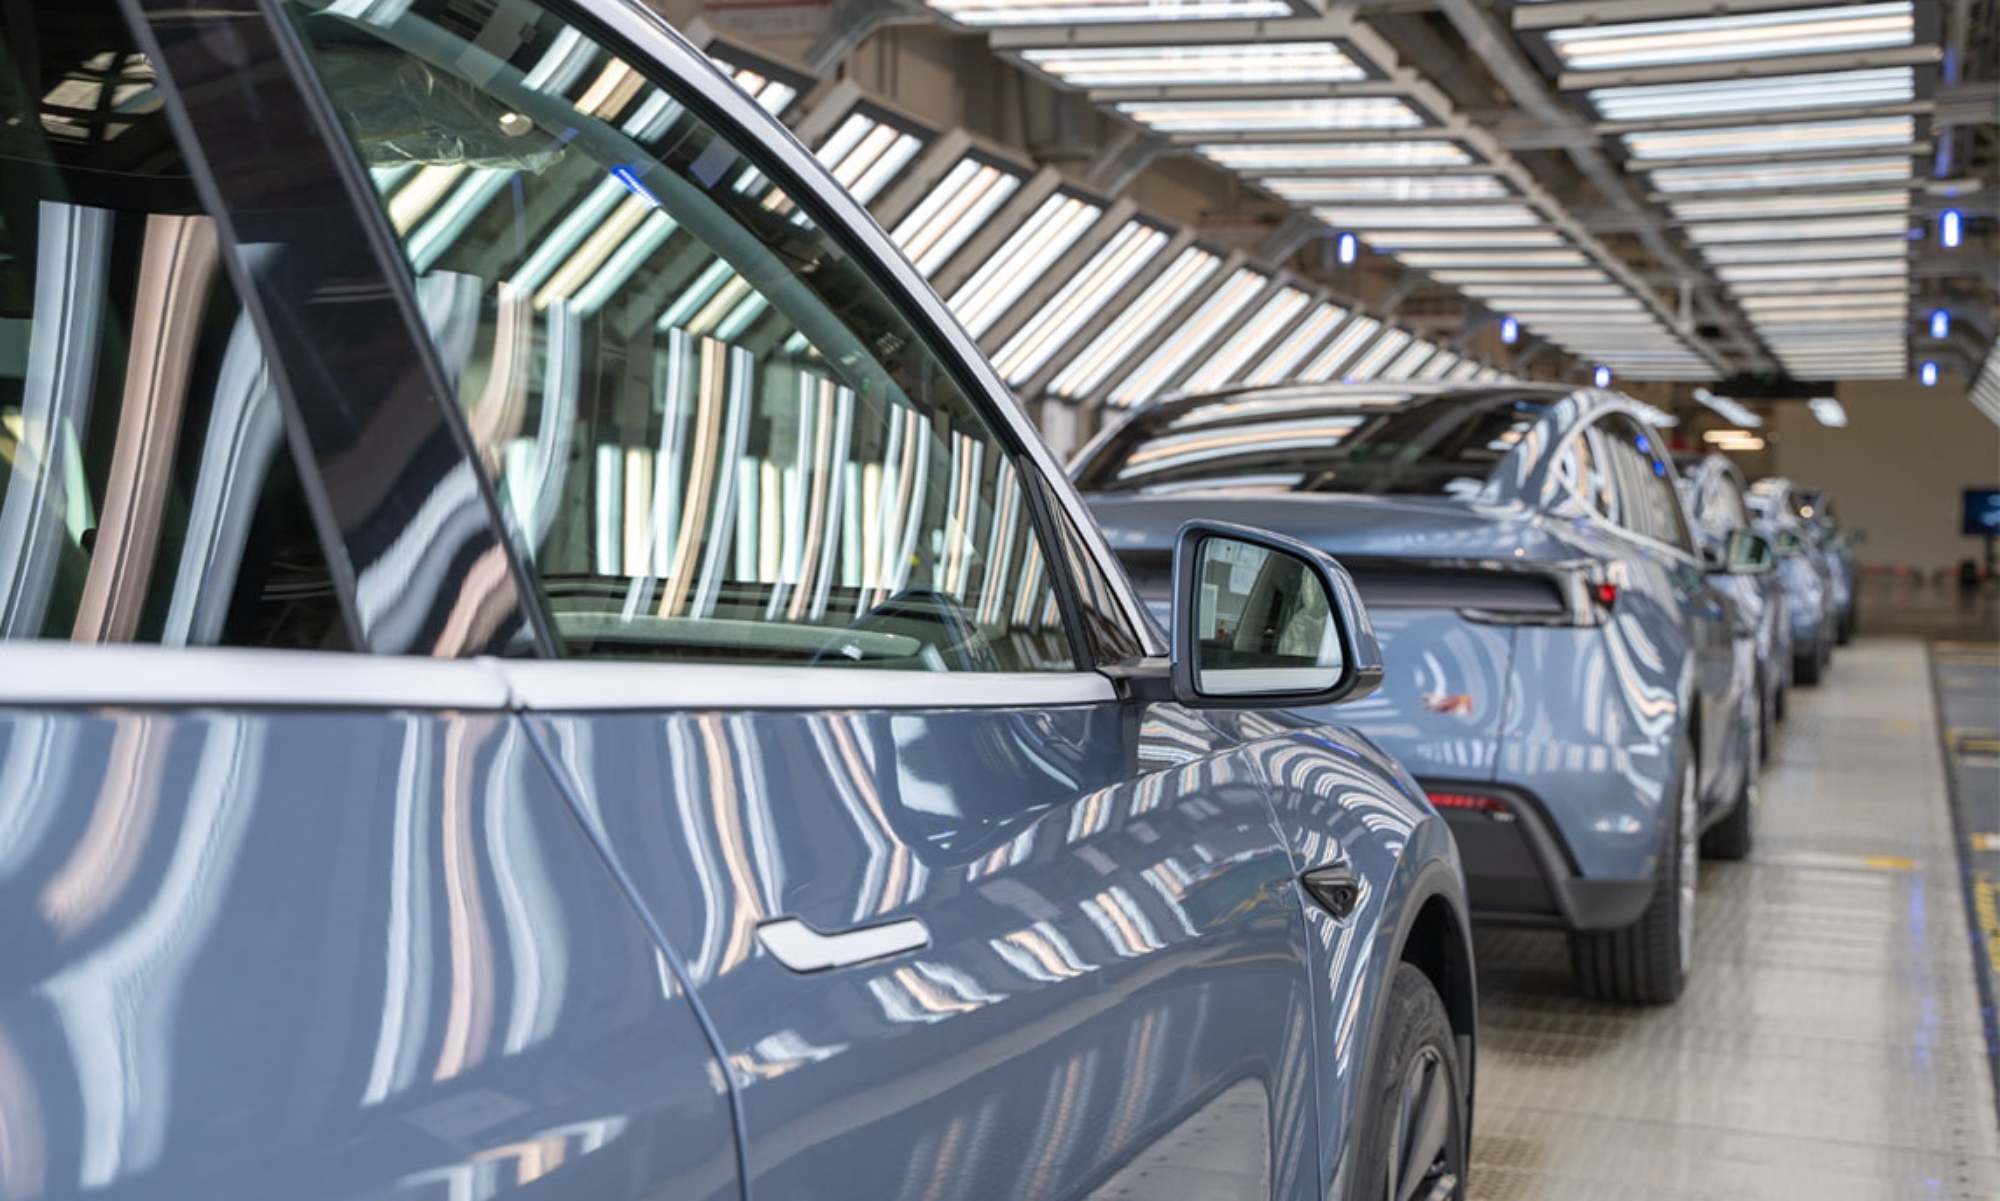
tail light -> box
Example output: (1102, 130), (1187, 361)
(1427, 790), (1517, 822)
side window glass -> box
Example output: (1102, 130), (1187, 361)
(1558, 427), (1619, 523)
(1602, 418), (1690, 551)
(286, 0), (1074, 672)
(1050, 498), (1147, 665)
(0, 15), (345, 649)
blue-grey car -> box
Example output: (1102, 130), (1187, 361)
(0, 0), (1478, 1196)
(1749, 479), (1840, 684)
(1679, 454), (1789, 751)
(1795, 490), (1862, 645)
(1077, 383), (1770, 1004)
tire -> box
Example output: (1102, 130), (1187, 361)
(1570, 750), (1696, 1005)
(1794, 648), (1822, 687)
(1702, 715), (1756, 861)
(1836, 609), (1854, 646)
(1775, 679), (1789, 722)
(1347, 963), (1468, 1201)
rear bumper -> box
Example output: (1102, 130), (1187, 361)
(1426, 780), (1656, 932)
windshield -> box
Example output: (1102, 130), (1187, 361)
(1075, 391), (1555, 499)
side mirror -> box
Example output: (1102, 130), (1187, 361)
(1700, 541), (1728, 572)
(1774, 529), (1805, 557)
(1720, 530), (1775, 575)
(1168, 520), (1383, 708)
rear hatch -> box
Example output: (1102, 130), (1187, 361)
(1088, 492), (1586, 784)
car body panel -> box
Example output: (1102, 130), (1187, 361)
(0, 680), (739, 1200)
(1749, 479), (1838, 667)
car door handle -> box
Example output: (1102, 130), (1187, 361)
(1301, 863), (1363, 921)
(757, 915), (931, 973)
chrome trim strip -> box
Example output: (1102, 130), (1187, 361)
(757, 915), (930, 972)
(498, 660), (1117, 711)
(0, 644), (511, 709)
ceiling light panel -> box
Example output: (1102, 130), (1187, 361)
(1202, 141), (1473, 172)
(1681, 214), (1911, 243)
(1622, 116), (1915, 161)
(814, 113), (926, 206)
(716, 64), (798, 116)
(1342, 327), (1414, 380)
(1543, 3), (1914, 73)
(1649, 157), (1913, 192)
(1243, 303), (1348, 387)
(1668, 190), (1910, 220)
(1300, 315), (1381, 381)
(926, 0), (1298, 26)
(948, 192), (1104, 337)
(1396, 249), (1593, 268)
(1364, 229), (1569, 249)
(1051, 246), (1224, 400)
(1109, 268), (1269, 406)
(1311, 205), (1543, 228)
(1020, 42), (1365, 89)
(1416, 349), (1461, 380)
(888, 157), (1024, 275)
(1115, 97), (1424, 134)
(1585, 67), (1916, 120)
(1700, 238), (1906, 264)
(1717, 259), (1907, 282)
(1380, 340), (1439, 380)
(993, 220), (1169, 384)
(1182, 286), (1313, 392)
(1262, 176), (1511, 203)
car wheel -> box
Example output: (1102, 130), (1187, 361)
(1794, 648), (1822, 687)
(1836, 609), (1854, 646)
(1570, 750), (1696, 1005)
(1775, 679), (1788, 722)
(1702, 717), (1756, 861)
(1348, 962), (1467, 1201)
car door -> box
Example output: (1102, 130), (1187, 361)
(264, 1), (1328, 1196)
(0, 5), (739, 1195)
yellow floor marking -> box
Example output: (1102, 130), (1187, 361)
(1977, 874), (2000, 976)
(1862, 855), (1920, 871)
(1884, 717), (1919, 732)
(1972, 833), (2000, 853)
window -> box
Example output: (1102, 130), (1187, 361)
(1050, 500), (1148, 664)
(1551, 426), (1619, 522)
(0, 5), (344, 649)
(1597, 417), (1693, 552)
(286, 0), (1073, 672)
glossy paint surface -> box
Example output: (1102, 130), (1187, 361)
(0, 703), (738, 1200)
(529, 700), (1342, 1199)
(1082, 387), (1759, 890)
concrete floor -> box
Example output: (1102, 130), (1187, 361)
(1466, 638), (2000, 1199)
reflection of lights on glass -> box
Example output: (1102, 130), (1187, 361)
(1921, 361), (1938, 386)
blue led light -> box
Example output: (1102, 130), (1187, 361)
(1337, 232), (1358, 265)
(1921, 361), (1939, 386)
(1500, 316), (1519, 345)
(1931, 309), (1950, 339)
(1593, 366), (1611, 387)
(1941, 209), (1962, 249)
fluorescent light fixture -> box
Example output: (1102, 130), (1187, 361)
(1263, 176), (1510, 203)
(1050, 245), (1222, 399)
(1342, 327), (1414, 379)
(1379, 339), (1439, 380)
(1681, 214), (1910, 243)
(1705, 430), (1767, 451)
(1739, 301), (1907, 322)
(994, 220), (1168, 383)
(1587, 67), (1915, 122)
(1109, 268), (1268, 406)
(1717, 259), (1907, 282)
(1623, 117), (1915, 161)
(1669, 191), (1910, 221)
(1931, 309), (1951, 339)
(1447, 358), (1485, 381)
(1693, 387), (1762, 427)
(1426, 269), (1619, 286)
(1337, 232), (1358, 264)
(719, 65), (798, 116)
(1727, 276), (1908, 296)
(1182, 286), (1312, 392)
(1398, 249), (1591, 268)
(1311, 205), (1543, 229)
(1545, 3), (1914, 73)
(889, 157), (1022, 275)
(927, 0), (1294, 26)
(1115, 97), (1422, 133)
(815, 114), (924, 205)
(1201, 142), (1473, 172)
(1458, 285), (1632, 302)
(1417, 350), (1461, 380)
(1806, 397), (1849, 427)
(1501, 316), (1519, 344)
(1921, 361), (1939, 385)
(1244, 303), (1349, 387)
(1366, 229), (1567, 249)
(1020, 42), (1364, 89)
(1301, 315), (1381, 381)
(1650, 157), (1912, 193)
(1942, 209), (1963, 247)
(1699, 238), (1906, 264)
(948, 193), (1103, 337)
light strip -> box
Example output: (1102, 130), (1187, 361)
(1342, 327), (1414, 380)
(1312, 205), (1542, 228)
(1701, 239), (1907, 264)
(1693, 387), (1763, 427)
(1262, 175), (1510, 203)
(815, 114), (924, 206)
(1650, 157), (1913, 192)
(1109, 269), (1268, 406)
(929, 0), (1294, 26)
(994, 221), (1168, 384)
(1682, 214), (1910, 243)
(1243, 303), (1347, 387)
(1587, 66), (1915, 121)
(947, 193), (1103, 337)
(1206, 142), (1472, 171)
(1624, 116), (1915, 161)
(1115, 96), (1422, 133)
(1182, 287), (1312, 392)
(1300, 315), (1381, 381)
(889, 158), (1022, 275)
(1669, 190), (1909, 220)
(1546, 3), (1913, 72)
(1020, 42), (1365, 89)
(1050, 246), (1222, 399)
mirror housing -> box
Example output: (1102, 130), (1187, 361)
(1718, 530), (1776, 575)
(1167, 520), (1383, 709)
